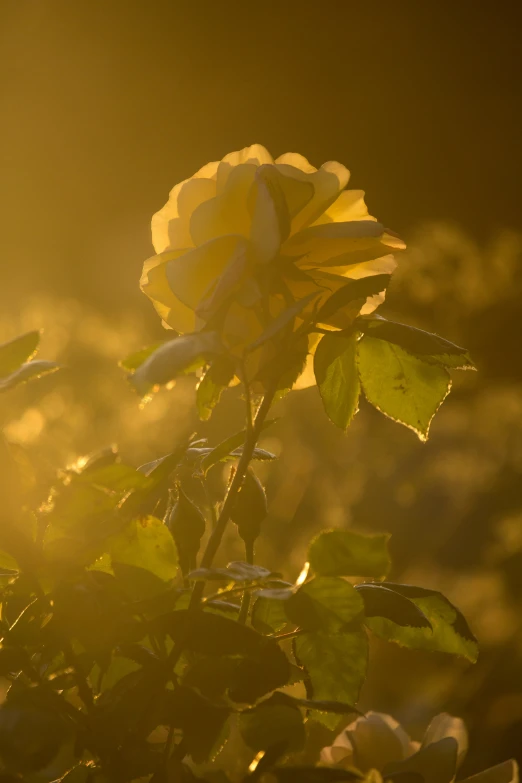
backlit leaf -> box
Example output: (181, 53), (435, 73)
(314, 332), (360, 429)
(357, 336), (451, 441)
(309, 529), (391, 579)
(365, 583), (478, 662)
(0, 331), (40, 377)
(294, 628), (368, 729)
(286, 577), (364, 632)
(0, 361), (61, 392)
(358, 316), (475, 370)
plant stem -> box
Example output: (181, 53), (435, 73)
(164, 386), (276, 676)
(238, 539), (254, 625)
(188, 388), (275, 611)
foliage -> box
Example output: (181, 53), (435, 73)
(0, 150), (515, 782)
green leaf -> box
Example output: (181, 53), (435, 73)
(164, 685), (230, 763)
(0, 686), (74, 775)
(252, 594), (289, 635)
(314, 332), (360, 429)
(317, 275), (391, 324)
(0, 360), (61, 392)
(191, 562), (278, 583)
(78, 462), (153, 493)
(239, 696), (305, 755)
(358, 316), (475, 370)
(294, 628), (368, 728)
(201, 419), (277, 473)
(309, 529), (391, 579)
(128, 332), (220, 396)
(119, 342), (165, 372)
(0, 331), (40, 377)
(365, 583), (478, 662)
(286, 577), (364, 632)
(196, 357), (235, 420)
(357, 336), (451, 441)
(166, 610), (290, 703)
(356, 584), (432, 628)
(107, 515), (178, 598)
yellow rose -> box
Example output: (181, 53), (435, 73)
(141, 144), (405, 386)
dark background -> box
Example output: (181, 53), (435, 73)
(2, 0), (522, 772)
(1, 0), (521, 304)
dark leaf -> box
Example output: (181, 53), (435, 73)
(164, 685), (230, 763)
(356, 584), (432, 629)
(239, 695), (305, 755)
(166, 610), (290, 703)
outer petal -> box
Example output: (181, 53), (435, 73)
(320, 713), (413, 773)
(216, 144), (274, 192)
(165, 235), (248, 312)
(460, 761), (519, 783)
(190, 164), (257, 246)
(276, 157), (350, 232)
(152, 177), (217, 253)
(313, 189), (377, 225)
(282, 220), (389, 267)
(276, 152), (317, 173)
(422, 713), (468, 769)
(140, 254), (197, 333)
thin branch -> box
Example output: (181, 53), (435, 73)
(164, 384), (276, 674)
(238, 539), (255, 625)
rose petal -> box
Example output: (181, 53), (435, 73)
(140, 253), (197, 333)
(422, 713), (468, 769)
(190, 164), (257, 246)
(165, 235), (248, 312)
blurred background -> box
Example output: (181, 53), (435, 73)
(1, 0), (522, 772)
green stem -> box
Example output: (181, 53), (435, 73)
(164, 386), (276, 675)
(238, 539), (255, 625)
(188, 388), (275, 611)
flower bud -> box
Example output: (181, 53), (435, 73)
(167, 486), (206, 575)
